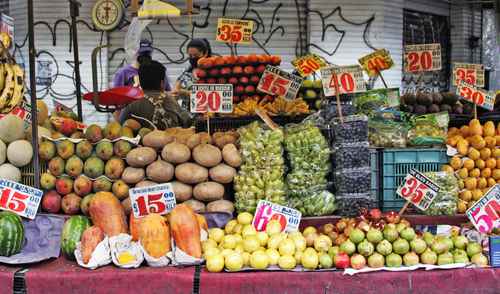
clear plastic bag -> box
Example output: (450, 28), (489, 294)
(335, 167), (371, 194)
(332, 115), (368, 144)
(368, 119), (407, 148)
(422, 171), (459, 216)
(319, 101), (357, 122)
(335, 193), (377, 216)
(407, 112), (449, 146)
(334, 142), (370, 169)
(354, 88), (400, 117)
(289, 190), (336, 216)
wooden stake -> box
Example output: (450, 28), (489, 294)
(378, 69), (388, 89)
(399, 200), (411, 215)
(207, 113), (211, 136)
(256, 108), (278, 130)
(473, 104), (477, 120)
(332, 72), (344, 124)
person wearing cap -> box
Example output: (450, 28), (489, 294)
(112, 39), (171, 91)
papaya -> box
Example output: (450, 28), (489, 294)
(480, 148), (492, 161)
(129, 214), (141, 241)
(138, 214), (171, 258)
(469, 119), (483, 136)
(195, 213), (208, 232)
(483, 121), (495, 137)
(448, 127), (459, 136)
(467, 148), (480, 161)
(89, 192), (128, 237)
(169, 204), (202, 258)
(81, 226), (104, 264)
(450, 156), (463, 170)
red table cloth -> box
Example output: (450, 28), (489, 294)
(24, 258), (195, 294)
(199, 267), (500, 294)
(0, 265), (21, 293)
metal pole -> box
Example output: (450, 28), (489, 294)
(69, 0), (83, 121)
(27, 0), (40, 188)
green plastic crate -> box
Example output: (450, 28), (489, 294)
(380, 148), (448, 211)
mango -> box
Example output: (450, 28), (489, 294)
(85, 124), (103, 143)
(484, 121), (495, 137)
(104, 122), (122, 141)
(76, 140), (93, 160)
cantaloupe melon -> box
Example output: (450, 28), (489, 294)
(0, 115), (24, 143)
(0, 140), (5, 165)
(7, 140), (33, 167)
(0, 163), (21, 182)
(36, 100), (49, 125)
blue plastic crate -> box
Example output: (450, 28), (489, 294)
(380, 148), (448, 211)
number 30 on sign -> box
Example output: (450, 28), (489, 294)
(456, 81), (495, 111)
(466, 185), (500, 234)
(191, 84), (233, 113)
(129, 183), (176, 218)
(0, 179), (43, 219)
(396, 169), (440, 211)
(252, 200), (301, 233)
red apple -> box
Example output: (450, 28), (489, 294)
(239, 76), (249, 84)
(56, 177), (73, 195)
(250, 75), (260, 84)
(220, 67), (232, 76)
(235, 85), (245, 94)
(256, 64), (266, 73)
(228, 77), (239, 84)
(244, 65), (255, 75)
(209, 68), (219, 77)
(245, 85), (255, 93)
(232, 66), (243, 75)
(369, 208), (382, 222)
(42, 190), (61, 213)
(194, 68), (207, 79)
(335, 253), (350, 269)
(384, 211), (401, 224)
(217, 77), (227, 84)
(73, 175), (92, 196)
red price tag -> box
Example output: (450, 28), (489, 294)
(216, 18), (253, 44)
(466, 185), (500, 234)
(190, 84), (233, 113)
(0, 179), (43, 219)
(396, 169), (440, 211)
(252, 200), (301, 233)
(257, 65), (303, 100)
(358, 49), (394, 77)
(456, 80), (495, 111)
(404, 43), (441, 72)
(291, 54), (328, 77)
(129, 183), (176, 218)
(452, 63), (485, 87)
(320, 65), (366, 96)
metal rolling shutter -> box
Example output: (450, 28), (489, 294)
(9, 0), (110, 125)
(108, 0), (307, 88)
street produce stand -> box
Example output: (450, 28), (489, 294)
(0, 1), (499, 294)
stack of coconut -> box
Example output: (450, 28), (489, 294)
(121, 127), (242, 215)
(0, 115), (34, 183)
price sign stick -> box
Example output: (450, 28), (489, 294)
(399, 200), (411, 215)
(206, 112), (211, 136)
(473, 104), (477, 120)
(377, 69), (388, 89)
(332, 73), (344, 124)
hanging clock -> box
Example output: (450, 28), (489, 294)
(91, 0), (125, 32)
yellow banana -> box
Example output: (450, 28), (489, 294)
(0, 64), (5, 92)
(0, 64), (15, 110)
(3, 64), (25, 113)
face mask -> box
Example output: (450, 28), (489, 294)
(189, 57), (199, 68)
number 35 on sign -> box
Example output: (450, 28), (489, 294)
(216, 18), (253, 44)
(396, 169), (440, 211)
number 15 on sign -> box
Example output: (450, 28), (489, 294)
(129, 183), (176, 218)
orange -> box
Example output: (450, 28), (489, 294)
(497, 158), (500, 169)
(477, 177), (487, 189)
(493, 169), (500, 180)
(464, 177), (477, 190)
(467, 148), (480, 161)
(486, 158), (496, 169)
(450, 156), (463, 170)
(458, 179), (465, 189)
(441, 165), (454, 173)
(481, 168), (491, 178)
(460, 125), (470, 137)
(463, 159), (475, 171)
(457, 168), (468, 179)
(484, 136), (496, 148)
(475, 159), (486, 170)
(494, 148), (500, 158)
(448, 127), (459, 136)
(457, 200), (468, 214)
(469, 168), (481, 178)
(472, 189), (483, 201)
(459, 190), (472, 202)
(487, 178), (497, 187)
(470, 135), (486, 150)
(480, 148), (492, 160)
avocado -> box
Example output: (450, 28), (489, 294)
(428, 104), (440, 113)
(417, 92), (433, 106)
(432, 92), (443, 105)
(439, 104), (452, 113)
(442, 92), (458, 105)
(414, 104), (427, 115)
(453, 104), (464, 115)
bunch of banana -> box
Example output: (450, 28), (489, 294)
(263, 96), (309, 116)
(0, 62), (25, 113)
(233, 96), (267, 116)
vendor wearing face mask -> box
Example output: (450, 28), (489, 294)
(172, 38), (212, 110)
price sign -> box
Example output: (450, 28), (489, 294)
(129, 183), (176, 218)
(456, 80), (495, 111)
(252, 200), (301, 233)
(320, 65), (366, 96)
(396, 169), (440, 211)
(216, 18), (253, 44)
(257, 65), (303, 100)
(291, 54), (328, 77)
(404, 43), (441, 72)
(466, 185), (500, 234)
(452, 63), (485, 87)
(190, 84), (233, 113)
(358, 49), (394, 77)
(0, 179), (43, 219)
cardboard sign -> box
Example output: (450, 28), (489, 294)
(452, 63), (485, 87)
(129, 183), (176, 218)
(456, 80), (495, 111)
(320, 65), (366, 96)
(404, 43), (442, 72)
(291, 54), (328, 77)
(257, 65), (303, 100)
(466, 185), (500, 234)
(358, 49), (394, 77)
(190, 84), (233, 113)
(0, 100), (32, 130)
(216, 18), (253, 44)
(0, 179), (43, 219)
(252, 200), (301, 233)
(396, 169), (440, 211)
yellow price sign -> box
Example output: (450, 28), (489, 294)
(216, 18), (253, 44)
(358, 49), (393, 77)
(291, 54), (328, 77)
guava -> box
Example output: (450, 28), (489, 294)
(349, 228), (365, 244)
(340, 240), (356, 256)
(403, 252), (419, 266)
(393, 238), (410, 255)
(410, 238), (427, 254)
(466, 242), (482, 258)
(400, 227), (416, 241)
(420, 248), (437, 265)
(383, 227), (399, 242)
(452, 236), (468, 250)
(471, 253), (488, 267)
(385, 253), (402, 267)
(357, 240), (375, 257)
(367, 252), (385, 268)
(376, 240), (393, 256)
(366, 228), (383, 244)
(437, 252), (454, 265)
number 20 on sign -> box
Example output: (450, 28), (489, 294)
(0, 179), (43, 219)
(129, 184), (176, 218)
(252, 200), (301, 233)
(466, 185), (500, 234)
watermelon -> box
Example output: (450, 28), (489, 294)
(0, 211), (24, 257)
(61, 215), (91, 260)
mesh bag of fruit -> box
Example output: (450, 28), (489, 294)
(368, 119), (407, 148)
(332, 115), (369, 144)
(334, 167), (371, 194)
(234, 122), (287, 213)
(335, 193), (377, 216)
(407, 112), (449, 146)
(421, 171), (459, 215)
(334, 142), (371, 169)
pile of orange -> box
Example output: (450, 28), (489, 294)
(443, 119), (500, 213)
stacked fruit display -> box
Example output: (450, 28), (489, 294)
(194, 54), (281, 104)
(39, 120), (140, 215)
(121, 127), (242, 215)
(296, 79), (324, 111)
(443, 119), (500, 212)
(0, 114), (34, 182)
(400, 92), (472, 115)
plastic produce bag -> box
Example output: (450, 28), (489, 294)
(234, 122), (287, 213)
(334, 142), (370, 169)
(335, 167), (371, 194)
(289, 190), (336, 216)
(319, 101), (357, 122)
(354, 88), (400, 117)
(332, 115), (368, 144)
(422, 171), (459, 216)
(335, 193), (377, 216)
(407, 112), (449, 146)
